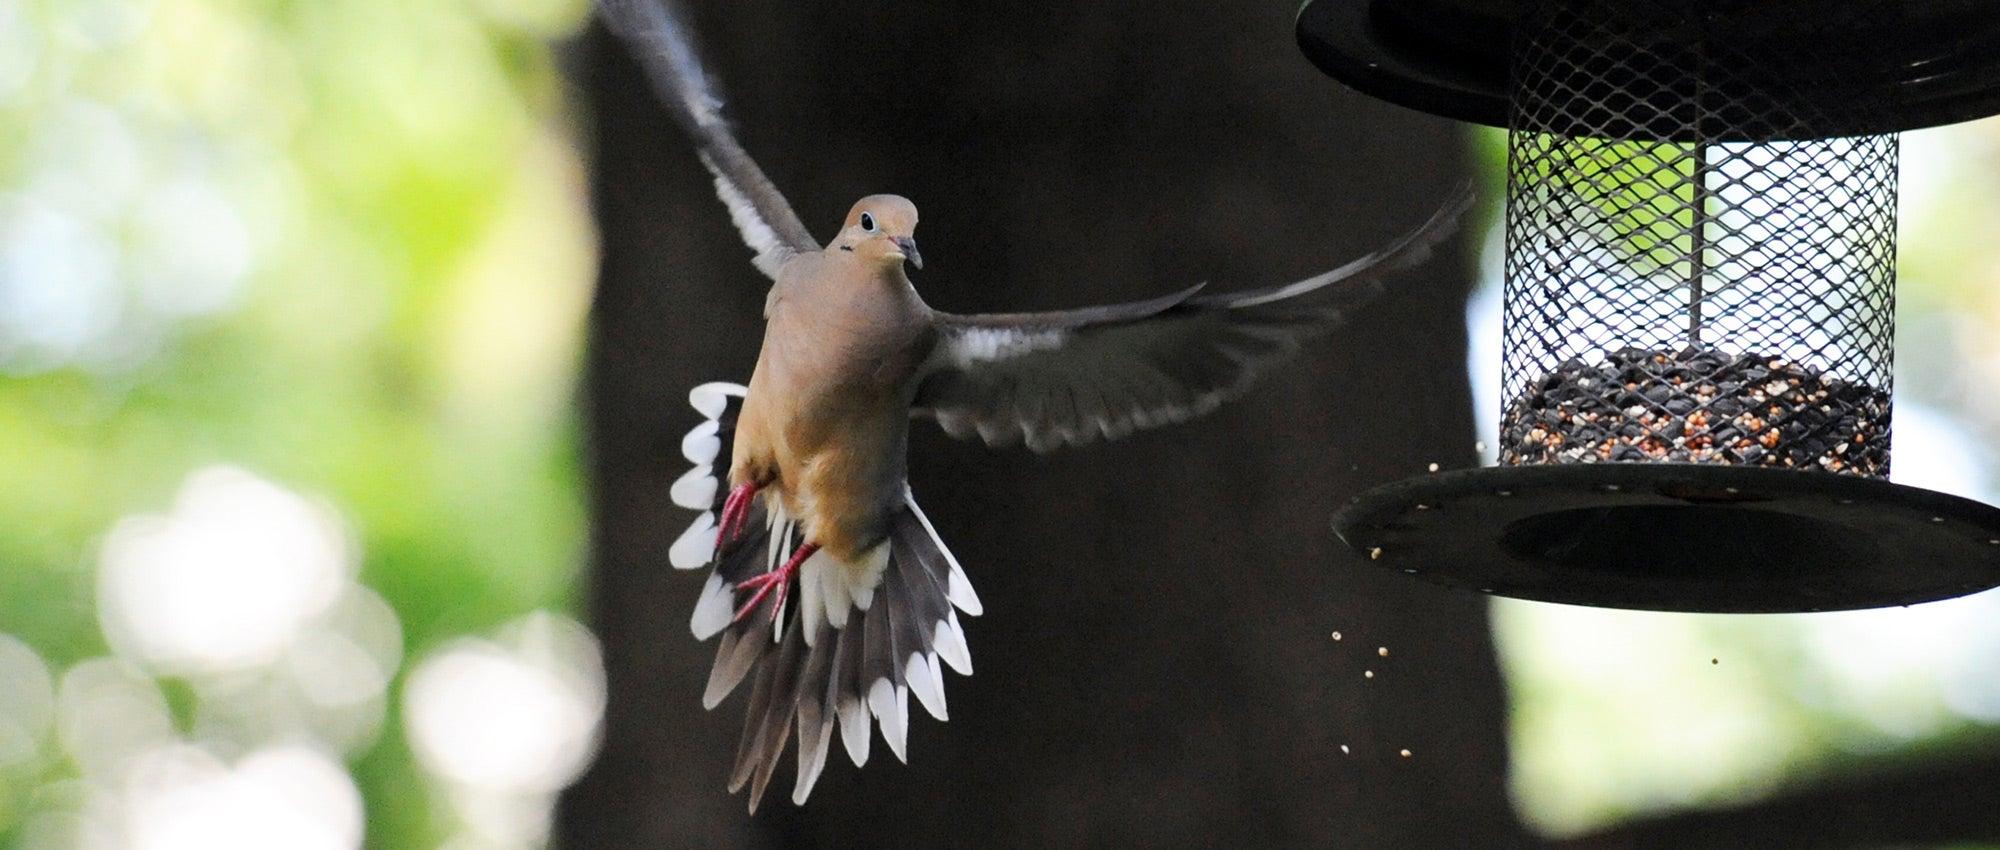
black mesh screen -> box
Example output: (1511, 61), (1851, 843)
(1499, 0), (1899, 477)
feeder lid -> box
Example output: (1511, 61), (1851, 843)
(1334, 464), (2000, 613)
(1297, 0), (2000, 139)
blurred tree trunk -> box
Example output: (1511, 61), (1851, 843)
(560, 2), (1522, 847)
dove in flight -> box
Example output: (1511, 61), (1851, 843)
(597, 0), (1474, 813)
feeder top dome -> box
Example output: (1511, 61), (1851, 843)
(1297, 0), (2000, 140)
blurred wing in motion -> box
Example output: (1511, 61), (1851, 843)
(596, 0), (819, 278)
(912, 188), (1475, 453)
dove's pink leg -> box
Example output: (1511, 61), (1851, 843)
(715, 482), (759, 548)
(733, 542), (819, 624)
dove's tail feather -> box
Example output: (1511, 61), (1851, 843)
(670, 382), (981, 814)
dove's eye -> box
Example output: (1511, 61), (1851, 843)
(860, 213), (876, 232)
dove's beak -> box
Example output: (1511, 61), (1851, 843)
(893, 236), (923, 270)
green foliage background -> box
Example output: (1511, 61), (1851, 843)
(0, 0), (591, 844)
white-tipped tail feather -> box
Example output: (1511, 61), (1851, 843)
(907, 496), (982, 616)
(688, 381), (741, 419)
(672, 380), (979, 813)
(867, 679), (910, 764)
(907, 651), (947, 721)
(837, 694), (871, 767)
(670, 465), (719, 510)
(681, 418), (721, 465)
(669, 512), (718, 570)
(689, 573), (734, 640)
(934, 612), (972, 675)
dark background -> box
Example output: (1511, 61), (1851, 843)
(557, 2), (2000, 848)
(565, 1), (1510, 846)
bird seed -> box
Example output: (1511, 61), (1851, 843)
(1500, 346), (1890, 475)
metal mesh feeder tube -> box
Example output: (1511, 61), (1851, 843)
(1499, 1), (1899, 479)
(1299, 0), (2000, 612)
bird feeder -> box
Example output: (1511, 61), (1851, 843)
(1301, 0), (2000, 612)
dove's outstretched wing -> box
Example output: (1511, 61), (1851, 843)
(911, 188), (1476, 453)
(597, 0), (819, 278)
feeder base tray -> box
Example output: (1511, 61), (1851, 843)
(1333, 464), (2000, 613)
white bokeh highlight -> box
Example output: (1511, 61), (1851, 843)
(9, 466), (422, 848)
(0, 634), (56, 770)
(98, 465), (353, 675)
(406, 612), (604, 795)
(117, 744), (362, 850)
(406, 611), (605, 847)
(33, 463), (616, 848)
(0, 90), (263, 374)
(55, 659), (176, 781)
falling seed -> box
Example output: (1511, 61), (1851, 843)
(1363, 670), (1375, 679)
(1340, 744), (1350, 754)
(1377, 647), (1389, 658)
(1399, 749), (1412, 758)
(1711, 657), (1719, 665)
(1369, 547), (1382, 560)
(1330, 631), (1343, 641)
(1427, 462), (1440, 472)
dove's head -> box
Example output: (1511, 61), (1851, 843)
(837, 195), (922, 270)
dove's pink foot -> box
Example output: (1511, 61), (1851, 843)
(716, 482), (759, 549)
(733, 542), (820, 624)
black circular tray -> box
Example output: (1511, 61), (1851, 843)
(1333, 464), (2000, 613)
(1296, 0), (2000, 140)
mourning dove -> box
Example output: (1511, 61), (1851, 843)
(599, 0), (1473, 813)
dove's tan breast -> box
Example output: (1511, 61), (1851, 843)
(729, 253), (934, 561)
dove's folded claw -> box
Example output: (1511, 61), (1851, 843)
(716, 482), (760, 550)
(732, 541), (819, 624)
